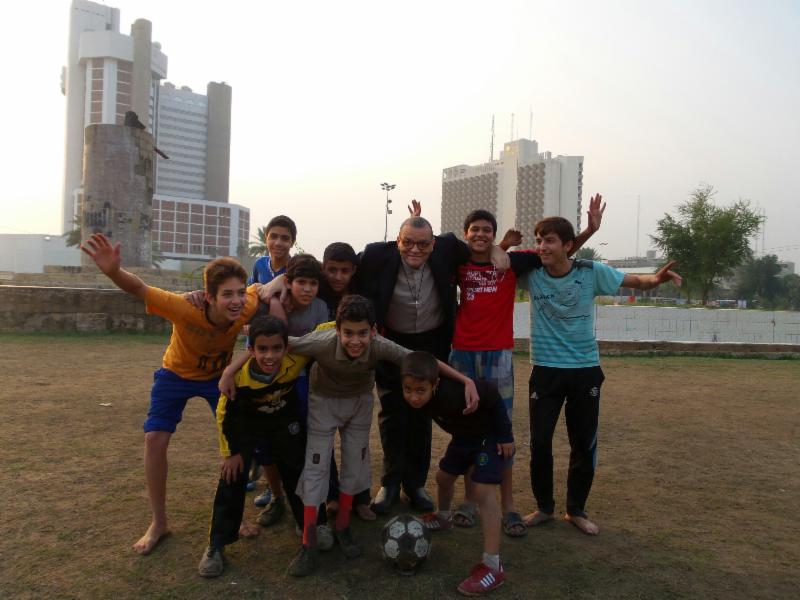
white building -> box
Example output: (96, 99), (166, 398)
(61, 0), (248, 265)
(0, 235), (80, 274)
(61, 0), (167, 233)
(441, 138), (583, 248)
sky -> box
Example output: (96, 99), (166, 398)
(1, 0), (798, 265)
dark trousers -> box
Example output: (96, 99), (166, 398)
(528, 365), (604, 518)
(208, 419), (325, 549)
(377, 324), (451, 490)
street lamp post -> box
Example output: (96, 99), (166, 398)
(381, 182), (396, 242)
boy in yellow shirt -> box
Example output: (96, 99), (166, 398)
(81, 233), (264, 555)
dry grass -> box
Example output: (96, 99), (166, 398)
(0, 334), (798, 599)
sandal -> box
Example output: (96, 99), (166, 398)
(453, 502), (478, 528)
(502, 511), (528, 537)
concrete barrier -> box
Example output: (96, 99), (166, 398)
(0, 285), (169, 333)
(513, 302), (800, 344)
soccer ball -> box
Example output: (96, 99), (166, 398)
(380, 514), (432, 574)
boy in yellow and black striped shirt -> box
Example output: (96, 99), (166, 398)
(198, 315), (328, 578)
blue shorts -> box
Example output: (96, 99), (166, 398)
(449, 349), (515, 466)
(449, 349), (514, 417)
(144, 368), (220, 433)
(438, 437), (511, 485)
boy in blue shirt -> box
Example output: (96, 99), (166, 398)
(520, 217), (680, 535)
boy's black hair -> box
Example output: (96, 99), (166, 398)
(400, 351), (439, 384)
(286, 253), (322, 282)
(265, 215), (297, 242)
(335, 294), (376, 328)
(248, 315), (288, 347)
(323, 242), (358, 266)
(463, 209), (497, 234)
(535, 216), (576, 244)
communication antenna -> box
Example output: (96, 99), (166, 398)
(529, 107), (533, 139)
(635, 195), (641, 257)
(510, 113), (515, 141)
(761, 208), (767, 255)
(490, 115), (495, 161)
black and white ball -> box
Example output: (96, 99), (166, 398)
(381, 514), (432, 574)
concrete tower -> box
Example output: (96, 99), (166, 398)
(80, 125), (154, 268)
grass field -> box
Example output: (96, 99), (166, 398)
(1, 334), (798, 599)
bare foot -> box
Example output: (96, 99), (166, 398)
(239, 520), (260, 538)
(355, 503), (376, 521)
(523, 510), (554, 527)
(132, 522), (171, 555)
(564, 514), (600, 535)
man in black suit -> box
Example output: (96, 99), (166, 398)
(355, 216), (474, 513)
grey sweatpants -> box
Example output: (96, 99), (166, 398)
(296, 390), (373, 508)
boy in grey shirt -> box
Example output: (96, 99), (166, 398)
(286, 295), (479, 577)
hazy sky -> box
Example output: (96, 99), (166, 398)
(2, 0), (798, 265)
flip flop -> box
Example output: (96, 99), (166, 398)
(502, 511), (528, 537)
(453, 502), (477, 528)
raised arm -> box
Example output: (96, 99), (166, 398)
(80, 233), (148, 300)
(622, 261), (682, 290)
(570, 193), (605, 256)
(499, 229), (523, 251)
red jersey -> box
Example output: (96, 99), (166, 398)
(452, 252), (542, 351)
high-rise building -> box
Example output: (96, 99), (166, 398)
(61, 0), (248, 264)
(151, 81), (245, 261)
(61, 0), (167, 234)
(441, 138), (583, 248)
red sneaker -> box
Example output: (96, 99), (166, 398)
(421, 512), (453, 531)
(457, 562), (505, 596)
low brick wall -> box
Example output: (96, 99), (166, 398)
(0, 285), (170, 333)
(512, 338), (800, 359)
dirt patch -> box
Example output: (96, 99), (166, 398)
(0, 334), (797, 599)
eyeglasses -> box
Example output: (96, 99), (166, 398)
(399, 238), (433, 250)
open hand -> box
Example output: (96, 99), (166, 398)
(182, 289), (206, 309)
(500, 229), (522, 250)
(81, 233), (121, 275)
(587, 194), (606, 232)
(220, 454), (244, 484)
(408, 199), (422, 217)
(497, 441), (515, 459)
(462, 379), (479, 415)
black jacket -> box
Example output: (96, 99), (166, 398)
(354, 233), (469, 343)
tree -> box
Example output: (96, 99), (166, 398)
(248, 226), (268, 257)
(778, 274), (800, 311)
(735, 254), (782, 305)
(63, 214), (81, 248)
(651, 185), (762, 303)
(575, 246), (602, 261)
(248, 226), (302, 258)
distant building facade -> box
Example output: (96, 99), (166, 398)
(61, 0), (248, 264)
(441, 138), (583, 247)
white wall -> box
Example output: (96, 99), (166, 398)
(0, 235), (81, 273)
(513, 302), (800, 345)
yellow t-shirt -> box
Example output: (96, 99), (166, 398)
(145, 284), (260, 380)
